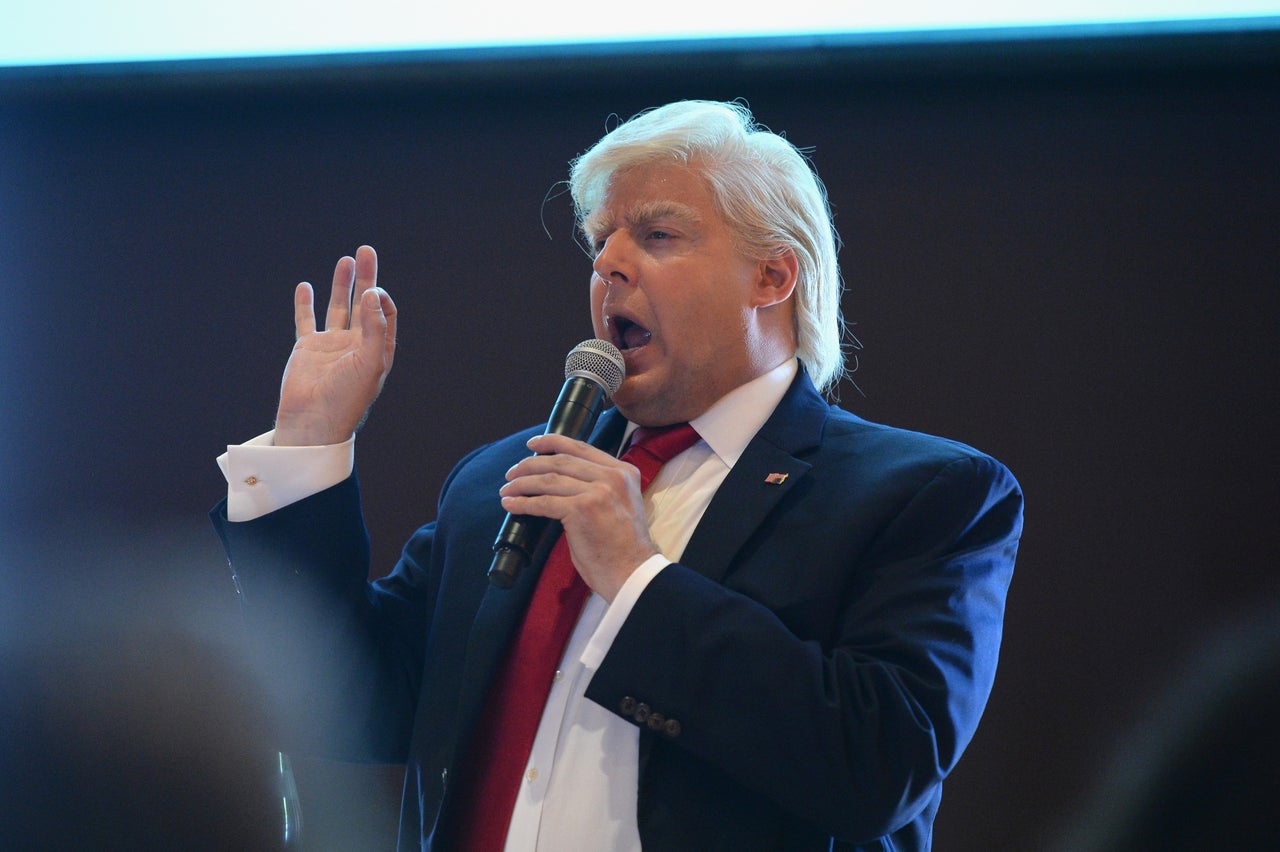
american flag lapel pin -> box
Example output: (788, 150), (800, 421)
(764, 472), (789, 486)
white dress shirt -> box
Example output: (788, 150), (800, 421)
(217, 358), (799, 851)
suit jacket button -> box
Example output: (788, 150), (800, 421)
(633, 703), (651, 723)
(619, 696), (638, 715)
(662, 718), (682, 738)
(645, 712), (665, 731)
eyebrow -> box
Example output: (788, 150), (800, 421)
(583, 200), (703, 240)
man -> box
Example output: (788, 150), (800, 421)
(213, 100), (1022, 851)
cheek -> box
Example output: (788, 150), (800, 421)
(589, 280), (606, 336)
(666, 294), (713, 344)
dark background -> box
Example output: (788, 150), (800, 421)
(2, 26), (1278, 850)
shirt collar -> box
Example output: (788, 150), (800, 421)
(623, 358), (797, 469)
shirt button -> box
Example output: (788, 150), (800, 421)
(553, 670), (564, 683)
(244, 475), (260, 487)
(525, 768), (538, 783)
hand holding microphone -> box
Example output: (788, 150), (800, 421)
(488, 339), (625, 589)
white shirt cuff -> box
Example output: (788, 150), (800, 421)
(580, 554), (670, 670)
(217, 429), (355, 522)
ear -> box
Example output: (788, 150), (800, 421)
(751, 248), (799, 309)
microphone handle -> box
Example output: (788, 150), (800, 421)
(487, 376), (609, 589)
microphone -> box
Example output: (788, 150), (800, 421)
(487, 338), (626, 589)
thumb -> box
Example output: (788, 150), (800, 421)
(357, 287), (388, 357)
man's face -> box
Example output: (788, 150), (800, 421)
(585, 161), (781, 427)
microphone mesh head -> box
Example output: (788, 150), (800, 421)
(565, 339), (626, 397)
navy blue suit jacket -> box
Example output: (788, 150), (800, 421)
(212, 371), (1022, 851)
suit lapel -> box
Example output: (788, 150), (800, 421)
(679, 444), (811, 584)
(680, 371), (829, 584)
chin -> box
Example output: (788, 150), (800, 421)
(611, 386), (662, 427)
(610, 388), (643, 421)
(614, 391), (691, 429)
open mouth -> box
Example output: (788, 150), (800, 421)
(609, 316), (653, 353)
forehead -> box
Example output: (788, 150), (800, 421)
(583, 161), (720, 234)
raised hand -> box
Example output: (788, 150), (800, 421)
(273, 245), (398, 447)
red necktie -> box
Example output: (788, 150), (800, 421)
(455, 423), (701, 851)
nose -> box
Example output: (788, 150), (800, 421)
(592, 231), (635, 287)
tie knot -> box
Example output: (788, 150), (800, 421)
(622, 423), (700, 491)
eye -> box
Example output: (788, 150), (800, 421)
(646, 230), (672, 242)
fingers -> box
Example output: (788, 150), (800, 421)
(499, 438), (655, 601)
(295, 248), (393, 360)
(356, 287), (396, 371)
(525, 433), (613, 460)
(353, 245), (379, 297)
(379, 287), (398, 371)
(323, 254), (356, 331)
(500, 440), (636, 501)
(294, 282), (317, 337)
(314, 246), (379, 332)
(346, 245), (380, 330)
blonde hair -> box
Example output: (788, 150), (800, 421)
(569, 100), (846, 394)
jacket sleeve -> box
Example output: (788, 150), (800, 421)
(584, 451), (1022, 844)
(210, 474), (439, 763)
